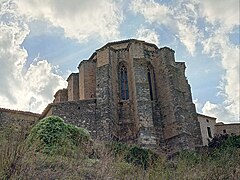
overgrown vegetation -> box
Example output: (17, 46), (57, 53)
(0, 118), (36, 179)
(107, 142), (157, 169)
(208, 133), (240, 149)
(26, 116), (92, 156)
(0, 116), (239, 179)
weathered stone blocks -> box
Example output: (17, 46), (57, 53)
(45, 39), (203, 154)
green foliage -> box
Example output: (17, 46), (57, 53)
(1, 117), (240, 179)
(65, 123), (91, 146)
(125, 145), (155, 169)
(208, 134), (240, 149)
(223, 134), (240, 148)
(107, 141), (128, 156)
(107, 142), (157, 168)
(27, 116), (91, 156)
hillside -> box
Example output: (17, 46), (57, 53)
(0, 116), (239, 179)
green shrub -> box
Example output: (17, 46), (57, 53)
(107, 142), (157, 169)
(208, 134), (240, 149)
(223, 135), (240, 148)
(26, 116), (91, 156)
(107, 141), (128, 156)
(125, 145), (153, 169)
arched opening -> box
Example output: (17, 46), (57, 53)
(119, 64), (129, 100)
(147, 65), (156, 101)
(147, 67), (153, 101)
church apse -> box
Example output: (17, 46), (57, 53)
(42, 39), (202, 153)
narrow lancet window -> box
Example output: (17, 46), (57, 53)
(120, 65), (129, 100)
(147, 67), (153, 101)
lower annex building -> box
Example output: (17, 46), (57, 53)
(41, 39), (203, 153)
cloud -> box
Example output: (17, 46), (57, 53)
(16, 0), (123, 42)
(173, 1), (202, 55)
(176, 20), (199, 55)
(201, 31), (239, 122)
(1, 0), (238, 122)
(130, 0), (201, 55)
(136, 26), (160, 46)
(130, 0), (170, 25)
(199, 0), (240, 122)
(0, 0), (66, 113)
(202, 101), (237, 123)
(200, 0), (239, 29)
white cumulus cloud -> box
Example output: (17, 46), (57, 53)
(200, 0), (240, 122)
(136, 26), (160, 46)
(173, 1), (201, 55)
(130, 0), (201, 55)
(201, 30), (239, 122)
(0, 0), (66, 113)
(130, 0), (170, 25)
(200, 0), (239, 30)
(16, 0), (123, 42)
(202, 101), (236, 123)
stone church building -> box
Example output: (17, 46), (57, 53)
(41, 39), (203, 153)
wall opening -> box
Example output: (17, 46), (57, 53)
(207, 127), (212, 138)
(119, 64), (129, 100)
(147, 67), (153, 101)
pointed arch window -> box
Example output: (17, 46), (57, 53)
(120, 65), (129, 100)
(147, 66), (154, 101)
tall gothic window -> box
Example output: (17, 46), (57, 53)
(147, 67), (153, 101)
(120, 65), (129, 100)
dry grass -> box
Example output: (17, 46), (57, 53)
(0, 121), (239, 180)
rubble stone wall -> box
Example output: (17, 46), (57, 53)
(43, 39), (203, 153)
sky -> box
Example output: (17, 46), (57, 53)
(0, 0), (239, 123)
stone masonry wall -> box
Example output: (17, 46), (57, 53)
(79, 61), (85, 100)
(79, 60), (96, 100)
(0, 108), (40, 137)
(53, 89), (68, 103)
(215, 124), (240, 135)
(133, 58), (157, 148)
(67, 73), (79, 101)
(142, 46), (165, 150)
(48, 39), (203, 153)
(110, 48), (138, 142)
(95, 47), (113, 140)
(83, 59), (96, 99)
(176, 63), (203, 147)
(197, 114), (216, 146)
(1, 39), (204, 155)
(46, 100), (99, 139)
(156, 47), (202, 152)
(0, 108), (40, 127)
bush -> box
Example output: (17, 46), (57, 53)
(223, 135), (240, 148)
(208, 134), (240, 149)
(107, 142), (157, 169)
(26, 116), (92, 156)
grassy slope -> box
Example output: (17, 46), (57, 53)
(0, 118), (239, 180)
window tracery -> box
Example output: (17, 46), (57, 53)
(120, 65), (129, 100)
